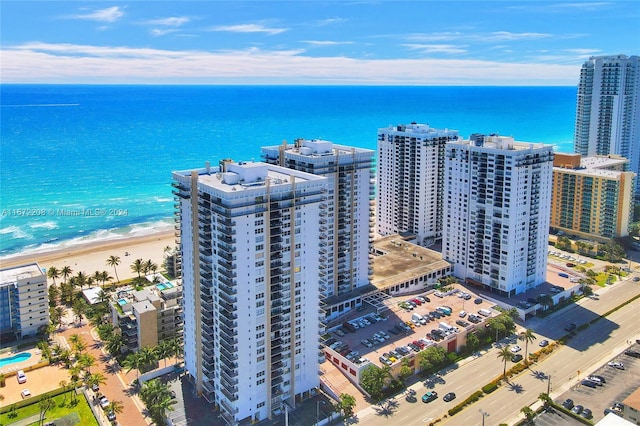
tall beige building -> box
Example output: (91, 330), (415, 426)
(551, 153), (635, 241)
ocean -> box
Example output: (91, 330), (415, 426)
(0, 85), (577, 258)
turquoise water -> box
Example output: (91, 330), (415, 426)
(157, 282), (174, 291)
(0, 352), (31, 368)
(117, 299), (127, 306)
(0, 85), (577, 258)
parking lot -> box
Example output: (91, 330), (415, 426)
(547, 342), (640, 423)
(324, 286), (496, 369)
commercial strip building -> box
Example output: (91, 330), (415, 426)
(261, 139), (376, 320)
(376, 123), (460, 247)
(574, 55), (640, 199)
(0, 263), (49, 343)
(551, 153), (636, 241)
(173, 160), (325, 425)
(443, 135), (554, 297)
(110, 278), (183, 352)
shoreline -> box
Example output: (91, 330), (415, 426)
(0, 230), (176, 281)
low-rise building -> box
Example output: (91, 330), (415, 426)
(0, 263), (49, 343)
(622, 387), (640, 425)
(551, 153), (636, 241)
(111, 278), (183, 351)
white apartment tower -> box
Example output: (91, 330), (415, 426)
(443, 135), (554, 297)
(377, 123), (460, 246)
(574, 54), (640, 198)
(261, 139), (375, 320)
(172, 160), (326, 425)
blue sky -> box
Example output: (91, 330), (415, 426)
(1, 1), (638, 85)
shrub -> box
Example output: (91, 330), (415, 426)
(482, 382), (498, 394)
(448, 390), (483, 416)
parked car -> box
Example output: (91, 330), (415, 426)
(107, 411), (117, 421)
(421, 391), (438, 403)
(539, 340), (549, 347)
(16, 370), (27, 384)
(581, 379), (598, 388)
(581, 408), (592, 419)
(21, 389), (31, 399)
(572, 405), (584, 415)
(99, 396), (110, 409)
(586, 376), (604, 386)
(511, 354), (523, 363)
(510, 345), (521, 353)
(624, 350), (640, 358)
(562, 399), (574, 409)
(590, 375), (606, 384)
(608, 361), (625, 370)
(443, 392), (456, 402)
(474, 298), (483, 304)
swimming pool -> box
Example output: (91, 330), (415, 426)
(156, 282), (174, 291)
(0, 352), (32, 368)
(117, 298), (128, 306)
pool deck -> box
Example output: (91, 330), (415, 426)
(0, 348), (43, 375)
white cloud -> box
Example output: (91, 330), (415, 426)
(151, 29), (180, 37)
(68, 6), (124, 23)
(304, 40), (354, 46)
(145, 17), (190, 27)
(403, 44), (467, 54)
(1, 42), (580, 85)
(209, 24), (287, 35)
(314, 17), (347, 26)
(405, 31), (552, 43)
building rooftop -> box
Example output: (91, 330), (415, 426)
(379, 122), (459, 138)
(132, 300), (157, 315)
(371, 235), (451, 290)
(623, 386), (640, 411)
(553, 154), (633, 179)
(0, 263), (44, 285)
(82, 286), (104, 305)
(451, 135), (551, 152)
(263, 139), (374, 158)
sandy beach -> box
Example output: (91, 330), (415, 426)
(0, 230), (176, 281)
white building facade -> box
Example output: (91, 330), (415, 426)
(173, 160), (326, 425)
(574, 54), (640, 198)
(443, 135), (554, 297)
(261, 139), (375, 320)
(377, 123), (460, 246)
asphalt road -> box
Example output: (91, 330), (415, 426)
(353, 276), (640, 426)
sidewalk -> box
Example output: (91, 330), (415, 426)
(6, 414), (41, 426)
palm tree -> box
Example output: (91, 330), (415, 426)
(38, 395), (54, 426)
(93, 271), (102, 288)
(106, 400), (124, 417)
(123, 352), (146, 383)
(86, 372), (107, 390)
(519, 329), (536, 364)
(47, 266), (60, 286)
(139, 379), (176, 425)
(131, 258), (144, 279)
(68, 334), (86, 355)
(72, 299), (88, 325)
(61, 265), (73, 284)
(106, 255), (121, 284)
(497, 346), (513, 381)
(100, 271), (113, 289)
(77, 352), (96, 375)
(50, 306), (66, 330)
(167, 337), (183, 362)
(59, 380), (68, 404)
(105, 333), (125, 357)
(75, 271), (87, 291)
(139, 346), (158, 371)
(155, 340), (173, 368)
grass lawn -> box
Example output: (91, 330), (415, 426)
(0, 391), (98, 426)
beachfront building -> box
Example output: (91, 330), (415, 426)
(261, 139), (376, 320)
(574, 54), (640, 199)
(551, 153), (636, 241)
(172, 160), (326, 424)
(377, 123), (460, 247)
(442, 135), (554, 297)
(110, 279), (183, 352)
(0, 263), (49, 344)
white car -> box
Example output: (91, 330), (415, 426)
(17, 370), (27, 384)
(99, 396), (110, 409)
(510, 345), (522, 353)
(21, 389), (31, 398)
(459, 311), (467, 318)
(608, 361), (625, 370)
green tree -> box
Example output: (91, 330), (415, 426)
(48, 286), (60, 308)
(521, 406), (535, 422)
(139, 379), (176, 425)
(86, 372), (107, 391)
(106, 255), (121, 284)
(131, 258), (144, 279)
(359, 365), (389, 403)
(47, 266), (60, 287)
(72, 299), (88, 325)
(519, 329), (536, 364)
(139, 346), (158, 371)
(50, 305), (65, 330)
(61, 265), (73, 284)
(466, 332), (480, 351)
(497, 346), (513, 380)
(58, 380), (68, 404)
(106, 333), (125, 356)
(581, 284), (594, 297)
(38, 395), (54, 425)
(106, 399), (124, 418)
(75, 271), (88, 291)
(77, 352), (96, 375)
(155, 340), (174, 368)
(68, 334), (86, 355)
(538, 294), (554, 311)
(123, 352), (146, 383)
(338, 393), (356, 418)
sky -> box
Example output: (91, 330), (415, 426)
(1, 1), (638, 85)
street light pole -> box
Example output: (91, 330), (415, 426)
(479, 409), (490, 426)
(547, 374), (552, 396)
(316, 400), (325, 426)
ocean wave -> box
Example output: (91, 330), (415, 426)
(154, 197), (172, 203)
(0, 225), (33, 240)
(29, 221), (59, 230)
(0, 220), (173, 261)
